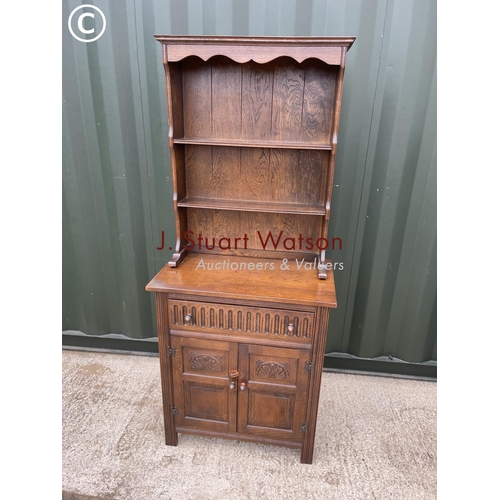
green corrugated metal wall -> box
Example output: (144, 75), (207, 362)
(62, 0), (436, 367)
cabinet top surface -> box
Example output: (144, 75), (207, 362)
(146, 254), (337, 308)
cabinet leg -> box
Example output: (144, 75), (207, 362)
(300, 443), (313, 464)
(165, 426), (178, 446)
(156, 293), (179, 447)
(163, 410), (178, 446)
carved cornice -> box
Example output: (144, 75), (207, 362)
(155, 36), (356, 66)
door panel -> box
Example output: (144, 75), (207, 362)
(248, 387), (296, 429)
(171, 336), (238, 432)
(238, 344), (310, 442)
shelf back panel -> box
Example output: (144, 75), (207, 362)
(179, 56), (338, 145)
(186, 208), (323, 259)
(184, 145), (329, 207)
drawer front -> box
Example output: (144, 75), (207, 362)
(169, 299), (315, 339)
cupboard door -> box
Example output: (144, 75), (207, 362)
(171, 336), (238, 433)
(237, 344), (310, 443)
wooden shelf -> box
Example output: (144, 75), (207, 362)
(177, 197), (326, 215)
(173, 137), (332, 151)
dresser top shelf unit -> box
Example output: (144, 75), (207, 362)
(158, 35), (354, 278)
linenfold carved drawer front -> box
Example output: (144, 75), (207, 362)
(168, 299), (315, 339)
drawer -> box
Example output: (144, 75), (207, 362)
(168, 299), (315, 339)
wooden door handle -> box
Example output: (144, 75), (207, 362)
(229, 370), (241, 379)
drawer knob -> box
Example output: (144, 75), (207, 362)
(184, 314), (193, 325)
(239, 381), (247, 391)
(287, 323), (295, 335)
(229, 381), (236, 391)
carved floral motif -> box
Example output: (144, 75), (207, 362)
(189, 352), (223, 372)
(255, 360), (290, 380)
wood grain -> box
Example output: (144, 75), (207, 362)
(146, 253), (337, 308)
(155, 293), (178, 446)
(156, 35), (356, 48)
(164, 60), (187, 266)
(170, 328), (312, 349)
(167, 293), (315, 313)
(241, 61), (273, 139)
(171, 336), (237, 433)
(168, 298), (315, 338)
(301, 306), (330, 464)
(168, 64), (184, 138)
(272, 60), (305, 142)
(301, 61), (336, 144)
(167, 44), (344, 66)
(185, 208), (323, 256)
(238, 344), (309, 442)
(174, 138), (331, 150)
(182, 58), (211, 138)
(211, 57), (242, 139)
(184, 145), (328, 209)
(177, 197), (325, 215)
(175, 426), (302, 449)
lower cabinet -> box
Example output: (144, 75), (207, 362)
(152, 291), (333, 464)
(170, 336), (311, 445)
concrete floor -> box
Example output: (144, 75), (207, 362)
(62, 350), (436, 500)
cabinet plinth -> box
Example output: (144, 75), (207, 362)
(148, 35), (355, 464)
